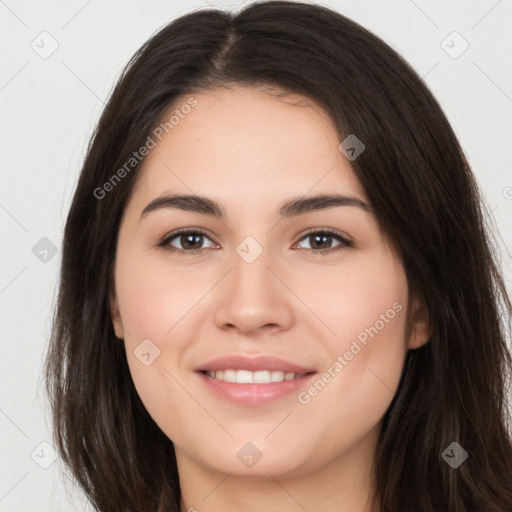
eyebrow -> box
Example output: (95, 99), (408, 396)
(140, 193), (371, 220)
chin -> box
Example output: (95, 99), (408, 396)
(189, 440), (315, 479)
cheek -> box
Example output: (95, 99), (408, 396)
(301, 252), (409, 410)
(114, 251), (213, 435)
(298, 251), (408, 354)
(289, 270), (408, 468)
(115, 250), (211, 340)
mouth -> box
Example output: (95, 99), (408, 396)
(200, 369), (313, 383)
(194, 354), (318, 406)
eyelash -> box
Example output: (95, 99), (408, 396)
(156, 227), (353, 256)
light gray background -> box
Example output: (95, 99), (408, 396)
(1, 0), (511, 510)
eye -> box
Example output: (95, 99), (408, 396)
(294, 229), (352, 255)
(157, 228), (352, 255)
(157, 228), (216, 254)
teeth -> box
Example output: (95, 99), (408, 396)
(254, 370), (271, 383)
(204, 369), (302, 383)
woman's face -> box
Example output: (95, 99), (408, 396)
(110, 86), (428, 480)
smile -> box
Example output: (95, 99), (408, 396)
(197, 370), (317, 406)
(203, 369), (307, 383)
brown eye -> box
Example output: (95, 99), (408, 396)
(295, 229), (352, 255)
(157, 228), (352, 255)
(158, 229), (216, 253)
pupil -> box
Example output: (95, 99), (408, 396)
(312, 234), (329, 249)
(183, 234), (201, 249)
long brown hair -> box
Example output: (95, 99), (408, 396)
(44, 1), (512, 510)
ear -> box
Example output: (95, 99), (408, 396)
(407, 294), (430, 350)
(109, 287), (125, 339)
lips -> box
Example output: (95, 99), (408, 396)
(194, 355), (317, 406)
(195, 355), (315, 374)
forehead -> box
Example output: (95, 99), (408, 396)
(126, 86), (368, 214)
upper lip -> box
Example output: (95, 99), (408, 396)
(195, 355), (316, 374)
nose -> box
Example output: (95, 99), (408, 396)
(213, 243), (294, 335)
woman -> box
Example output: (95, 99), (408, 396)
(44, 1), (512, 510)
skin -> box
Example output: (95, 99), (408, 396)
(109, 85), (429, 512)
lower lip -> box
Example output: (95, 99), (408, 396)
(196, 371), (317, 406)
